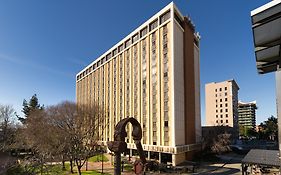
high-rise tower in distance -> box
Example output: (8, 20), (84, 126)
(238, 101), (257, 132)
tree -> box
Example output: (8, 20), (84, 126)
(18, 109), (56, 175)
(0, 104), (17, 151)
(47, 101), (103, 175)
(259, 115), (278, 141)
(239, 125), (257, 138)
(18, 94), (43, 124)
(202, 126), (233, 155)
(19, 101), (103, 175)
(211, 133), (231, 154)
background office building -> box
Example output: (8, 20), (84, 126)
(238, 101), (257, 131)
(76, 2), (201, 165)
(205, 80), (239, 129)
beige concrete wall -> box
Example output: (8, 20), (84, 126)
(173, 20), (185, 146)
(205, 80), (239, 128)
(172, 152), (186, 166)
(194, 45), (202, 143)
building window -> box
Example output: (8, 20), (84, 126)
(149, 19), (158, 31)
(220, 109), (222, 113)
(164, 121), (168, 127)
(226, 114), (228, 118)
(164, 131), (168, 138)
(106, 53), (111, 61)
(220, 99), (222, 102)
(221, 120), (223, 123)
(118, 44), (124, 52)
(226, 120), (228, 123)
(140, 27), (148, 38)
(125, 39), (131, 48)
(113, 49), (117, 56)
(215, 89), (217, 92)
(216, 120), (218, 123)
(164, 111), (168, 120)
(220, 115), (223, 118)
(225, 92), (227, 96)
(215, 94), (217, 97)
(216, 115), (218, 118)
(220, 88), (222, 91)
(132, 34), (139, 43)
(160, 10), (170, 24)
(225, 103), (228, 107)
(225, 87), (227, 90)
(225, 109), (228, 112)
(225, 98), (228, 101)
(220, 104), (222, 107)
(153, 122), (157, 129)
(153, 142), (157, 145)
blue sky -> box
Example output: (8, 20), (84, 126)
(0, 0), (276, 125)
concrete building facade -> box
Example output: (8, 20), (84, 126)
(205, 80), (239, 129)
(251, 0), (281, 168)
(76, 2), (201, 165)
(238, 101), (257, 131)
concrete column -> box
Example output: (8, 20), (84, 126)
(129, 149), (132, 161)
(276, 71), (281, 169)
(148, 151), (150, 159)
(172, 154), (176, 166)
(159, 153), (162, 164)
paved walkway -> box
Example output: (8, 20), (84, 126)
(81, 154), (134, 175)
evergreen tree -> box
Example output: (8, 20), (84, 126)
(258, 115), (278, 141)
(18, 94), (43, 124)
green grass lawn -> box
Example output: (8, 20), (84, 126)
(88, 154), (109, 162)
(123, 164), (133, 171)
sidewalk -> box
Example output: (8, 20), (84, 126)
(81, 154), (134, 175)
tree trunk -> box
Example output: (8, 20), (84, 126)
(40, 157), (44, 175)
(77, 166), (82, 175)
(75, 159), (82, 175)
(40, 163), (43, 175)
(62, 160), (66, 170)
(70, 159), (74, 173)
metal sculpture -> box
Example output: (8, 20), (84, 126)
(107, 117), (146, 175)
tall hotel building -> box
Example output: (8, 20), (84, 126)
(76, 2), (201, 165)
(205, 80), (239, 129)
